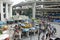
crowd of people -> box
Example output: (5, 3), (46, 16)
(11, 20), (58, 40)
(13, 25), (22, 40)
(39, 21), (57, 40)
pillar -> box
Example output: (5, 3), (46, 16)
(21, 11), (24, 14)
(6, 3), (9, 19)
(10, 5), (12, 17)
(41, 0), (44, 8)
(32, 2), (36, 18)
(1, 1), (4, 21)
(21, 6), (24, 15)
(41, 0), (44, 19)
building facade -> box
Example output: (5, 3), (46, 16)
(44, 0), (60, 1)
(13, 0), (60, 21)
(43, 0), (60, 21)
(0, 0), (12, 21)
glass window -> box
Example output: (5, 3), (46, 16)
(3, 3), (6, 7)
(3, 8), (5, 12)
(4, 14), (6, 18)
(3, 3), (6, 13)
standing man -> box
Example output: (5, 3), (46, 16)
(13, 25), (22, 40)
(38, 20), (42, 40)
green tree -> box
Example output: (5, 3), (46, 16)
(23, 8), (32, 18)
(26, 8), (32, 18)
(12, 10), (16, 15)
